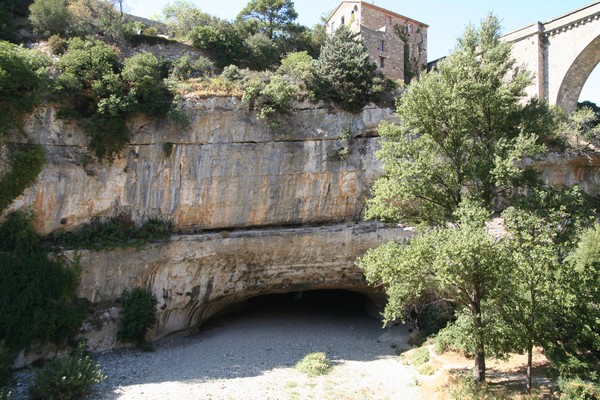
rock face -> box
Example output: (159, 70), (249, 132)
(10, 99), (395, 234)
(3, 98), (409, 352)
(74, 222), (413, 350)
(5, 98), (600, 354)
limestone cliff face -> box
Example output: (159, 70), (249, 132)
(9, 98), (395, 235)
(73, 223), (413, 351)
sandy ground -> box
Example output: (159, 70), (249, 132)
(82, 293), (422, 400)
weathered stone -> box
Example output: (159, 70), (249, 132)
(72, 222), (413, 350)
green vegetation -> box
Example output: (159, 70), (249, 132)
(410, 347), (430, 366)
(53, 214), (171, 250)
(294, 352), (333, 377)
(358, 14), (599, 391)
(0, 211), (84, 362)
(559, 377), (600, 400)
(312, 25), (383, 113)
(55, 38), (178, 160)
(0, 41), (50, 136)
(117, 288), (158, 348)
(0, 342), (11, 390)
(0, 145), (45, 213)
(29, 344), (105, 400)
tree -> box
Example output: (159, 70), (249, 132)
(312, 25), (378, 113)
(28, 0), (72, 37)
(360, 14), (560, 384)
(360, 202), (512, 382)
(237, 0), (298, 40)
(161, 0), (217, 39)
(366, 14), (554, 226)
(189, 22), (245, 68)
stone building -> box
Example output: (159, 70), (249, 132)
(326, 1), (428, 82)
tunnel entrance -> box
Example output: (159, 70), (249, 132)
(246, 289), (375, 317)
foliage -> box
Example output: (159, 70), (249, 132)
(245, 33), (278, 71)
(28, 0), (72, 37)
(544, 224), (600, 382)
(410, 347), (430, 366)
(366, 14), (554, 226)
(294, 352), (333, 376)
(117, 288), (158, 347)
(359, 202), (513, 382)
(558, 106), (600, 149)
(0, 41), (50, 136)
(53, 214), (171, 250)
(29, 344), (105, 400)
(189, 22), (245, 68)
(237, 0), (298, 40)
(243, 74), (297, 121)
(55, 39), (176, 160)
(0, 211), (83, 353)
(47, 34), (68, 55)
(277, 51), (314, 85)
(559, 378), (600, 400)
(0, 145), (45, 213)
(221, 64), (243, 81)
(170, 55), (214, 80)
(161, 0), (218, 39)
(312, 25), (378, 113)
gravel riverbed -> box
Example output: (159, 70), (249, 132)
(14, 292), (422, 400)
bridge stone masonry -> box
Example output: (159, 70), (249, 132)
(504, 2), (600, 113)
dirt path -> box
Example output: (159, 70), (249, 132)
(87, 294), (422, 400)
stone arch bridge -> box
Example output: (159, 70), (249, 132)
(504, 2), (600, 113)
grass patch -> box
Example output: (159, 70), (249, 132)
(53, 214), (171, 250)
(176, 77), (243, 98)
(295, 352), (333, 377)
(418, 364), (436, 376)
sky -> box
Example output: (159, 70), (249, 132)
(125, 0), (600, 103)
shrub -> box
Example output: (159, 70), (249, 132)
(277, 51), (315, 84)
(47, 35), (68, 55)
(295, 352), (333, 377)
(189, 23), (245, 68)
(0, 42), (50, 137)
(418, 364), (436, 376)
(410, 347), (430, 366)
(0, 388), (9, 400)
(221, 64), (242, 81)
(53, 214), (171, 250)
(29, 345), (105, 400)
(0, 145), (45, 213)
(243, 75), (297, 121)
(0, 211), (83, 353)
(170, 55), (214, 80)
(559, 378), (600, 400)
(117, 288), (158, 347)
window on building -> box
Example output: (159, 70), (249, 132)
(380, 40), (385, 52)
(386, 15), (392, 25)
(331, 21), (335, 32)
(379, 57), (385, 68)
(407, 23), (413, 33)
(341, 16), (345, 25)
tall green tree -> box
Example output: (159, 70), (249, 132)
(360, 202), (512, 382)
(237, 0), (298, 40)
(312, 25), (378, 113)
(28, 0), (72, 37)
(366, 14), (554, 226)
(360, 14), (560, 384)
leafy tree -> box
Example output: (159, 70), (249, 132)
(312, 25), (378, 113)
(277, 51), (314, 84)
(189, 22), (245, 68)
(359, 202), (513, 382)
(366, 14), (554, 226)
(237, 0), (298, 40)
(245, 33), (278, 71)
(360, 14), (561, 384)
(28, 0), (72, 37)
(161, 0), (217, 39)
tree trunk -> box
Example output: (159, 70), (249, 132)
(471, 290), (486, 383)
(527, 343), (533, 393)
